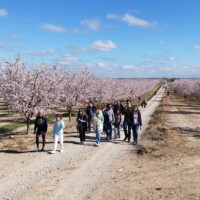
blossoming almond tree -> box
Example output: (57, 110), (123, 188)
(0, 58), (64, 134)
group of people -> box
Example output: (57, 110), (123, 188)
(77, 100), (142, 147)
(33, 99), (143, 152)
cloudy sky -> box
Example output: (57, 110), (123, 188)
(0, 0), (200, 78)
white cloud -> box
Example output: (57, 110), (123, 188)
(58, 54), (78, 65)
(0, 9), (8, 17)
(121, 65), (138, 70)
(81, 19), (101, 31)
(67, 40), (117, 53)
(169, 57), (175, 61)
(193, 44), (200, 49)
(40, 23), (65, 33)
(91, 40), (117, 52)
(29, 49), (55, 57)
(6, 35), (21, 41)
(0, 43), (12, 51)
(107, 13), (156, 28)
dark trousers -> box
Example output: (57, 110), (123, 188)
(79, 129), (86, 142)
(87, 118), (92, 132)
(105, 122), (113, 139)
(132, 125), (139, 143)
(123, 121), (132, 141)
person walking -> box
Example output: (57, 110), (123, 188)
(123, 100), (132, 142)
(77, 109), (88, 144)
(113, 109), (122, 139)
(50, 114), (65, 154)
(131, 105), (142, 145)
(93, 106), (104, 147)
(34, 111), (48, 151)
(104, 104), (115, 140)
(86, 102), (94, 132)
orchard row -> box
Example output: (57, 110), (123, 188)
(0, 58), (161, 131)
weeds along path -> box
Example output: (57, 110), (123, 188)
(0, 87), (165, 200)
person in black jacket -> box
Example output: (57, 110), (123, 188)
(86, 102), (94, 132)
(123, 100), (132, 142)
(34, 111), (48, 151)
(130, 105), (142, 145)
(77, 109), (88, 144)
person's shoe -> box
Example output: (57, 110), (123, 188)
(114, 136), (117, 139)
(82, 141), (85, 145)
(60, 149), (63, 153)
(128, 140), (130, 143)
(49, 150), (56, 154)
(41, 148), (44, 152)
(94, 143), (99, 147)
(133, 141), (137, 145)
(123, 138), (127, 141)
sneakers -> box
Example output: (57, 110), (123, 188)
(60, 149), (64, 153)
(94, 143), (99, 147)
(133, 141), (137, 145)
(49, 150), (56, 154)
(80, 141), (85, 145)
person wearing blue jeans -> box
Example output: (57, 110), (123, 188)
(96, 129), (101, 144)
(93, 106), (104, 147)
(131, 105), (142, 145)
(114, 109), (122, 138)
(132, 124), (139, 144)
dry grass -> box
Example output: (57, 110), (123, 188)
(137, 100), (170, 156)
(138, 94), (200, 158)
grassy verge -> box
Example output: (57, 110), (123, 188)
(0, 123), (25, 133)
(137, 97), (170, 157)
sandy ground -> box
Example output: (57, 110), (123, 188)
(90, 93), (200, 200)
(1, 87), (200, 200)
(0, 88), (164, 200)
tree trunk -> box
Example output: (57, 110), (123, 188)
(69, 109), (72, 122)
(26, 118), (31, 135)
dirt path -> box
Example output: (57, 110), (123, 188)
(90, 92), (200, 200)
(0, 87), (165, 200)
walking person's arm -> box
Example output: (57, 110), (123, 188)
(44, 117), (48, 133)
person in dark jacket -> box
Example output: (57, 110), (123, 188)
(34, 111), (48, 151)
(77, 109), (88, 144)
(130, 105), (142, 145)
(123, 100), (132, 142)
(86, 102), (94, 132)
(113, 101), (124, 114)
(103, 104), (115, 140)
(113, 109), (122, 139)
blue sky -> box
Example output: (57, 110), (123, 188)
(0, 0), (200, 78)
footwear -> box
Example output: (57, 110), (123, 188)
(123, 138), (127, 141)
(94, 143), (99, 147)
(133, 141), (137, 145)
(49, 150), (56, 154)
(41, 148), (44, 152)
(82, 141), (85, 145)
(60, 149), (63, 153)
